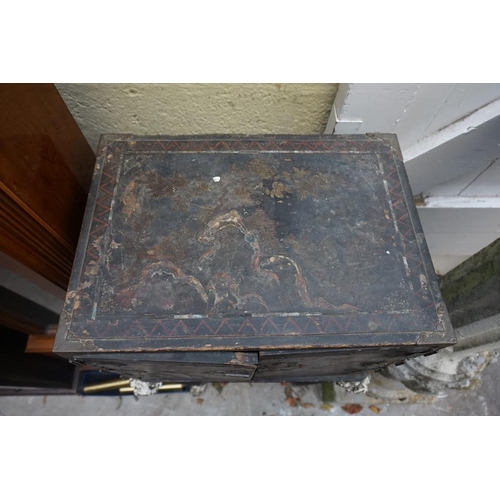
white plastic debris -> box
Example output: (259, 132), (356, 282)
(336, 375), (371, 394)
(190, 384), (207, 397)
(129, 379), (162, 396)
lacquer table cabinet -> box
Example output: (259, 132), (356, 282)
(54, 135), (455, 383)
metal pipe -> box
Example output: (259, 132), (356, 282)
(83, 379), (131, 393)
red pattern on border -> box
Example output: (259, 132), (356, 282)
(75, 138), (436, 340)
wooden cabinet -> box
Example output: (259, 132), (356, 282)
(54, 134), (455, 382)
(0, 84), (95, 289)
(0, 84), (94, 393)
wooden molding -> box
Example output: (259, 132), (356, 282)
(25, 334), (56, 354)
(0, 84), (95, 289)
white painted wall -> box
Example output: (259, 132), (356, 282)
(461, 159), (500, 197)
(417, 207), (500, 275)
(425, 157), (500, 198)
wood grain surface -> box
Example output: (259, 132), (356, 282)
(0, 84), (95, 289)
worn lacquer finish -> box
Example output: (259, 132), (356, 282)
(54, 135), (454, 380)
(72, 351), (258, 383)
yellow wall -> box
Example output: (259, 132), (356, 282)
(56, 84), (338, 152)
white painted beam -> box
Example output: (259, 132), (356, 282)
(327, 83), (500, 161)
(406, 113), (500, 195)
(417, 207), (500, 275)
(325, 83), (420, 135)
(422, 197), (500, 208)
(404, 97), (500, 161)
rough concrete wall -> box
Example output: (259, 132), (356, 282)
(56, 84), (338, 152)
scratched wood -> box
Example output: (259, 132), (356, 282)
(54, 135), (454, 381)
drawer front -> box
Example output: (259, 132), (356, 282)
(253, 347), (433, 382)
(72, 352), (258, 383)
(72, 347), (436, 383)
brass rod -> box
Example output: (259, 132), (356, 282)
(118, 387), (134, 394)
(159, 383), (184, 391)
(83, 379), (131, 393)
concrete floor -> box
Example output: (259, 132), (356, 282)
(1, 355), (499, 416)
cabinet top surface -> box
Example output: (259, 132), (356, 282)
(55, 135), (453, 353)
